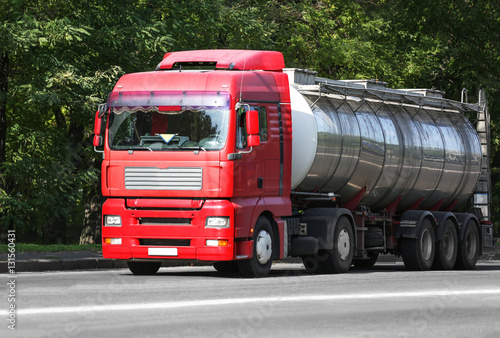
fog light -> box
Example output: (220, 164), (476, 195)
(206, 239), (229, 247)
(104, 238), (122, 245)
(105, 215), (122, 226)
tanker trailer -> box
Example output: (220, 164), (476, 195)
(95, 49), (493, 277)
(285, 68), (493, 272)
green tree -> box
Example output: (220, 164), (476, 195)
(0, 0), (172, 243)
(2, 0), (499, 243)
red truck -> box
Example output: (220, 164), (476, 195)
(94, 49), (494, 277)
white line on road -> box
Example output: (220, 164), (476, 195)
(4, 288), (500, 316)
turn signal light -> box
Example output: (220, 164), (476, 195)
(206, 239), (229, 247)
(104, 238), (122, 245)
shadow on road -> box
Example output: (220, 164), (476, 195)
(117, 259), (500, 279)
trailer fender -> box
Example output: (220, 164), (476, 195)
(431, 211), (459, 240)
(397, 210), (436, 239)
(300, 208), (355, 250)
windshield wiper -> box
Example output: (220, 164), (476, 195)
(117, 145), (153, 151)
(179, 146), (207, 152)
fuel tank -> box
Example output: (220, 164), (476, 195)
(289, 74), (482, 213)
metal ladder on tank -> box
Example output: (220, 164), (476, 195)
(471, 89), (494, 248)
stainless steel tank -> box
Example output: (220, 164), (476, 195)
(289, 84), (482, 212)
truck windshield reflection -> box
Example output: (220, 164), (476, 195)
(108, 106), (228, 151)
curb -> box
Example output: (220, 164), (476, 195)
(0, 258), (129, 273)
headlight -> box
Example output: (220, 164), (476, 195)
(105, 215), (122, 226)
(205, 217), (230, 228)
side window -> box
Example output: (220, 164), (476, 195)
(236, 107), (247, 149)
(236, 105), (267, 149)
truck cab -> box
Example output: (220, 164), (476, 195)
(94, 50), (292, 276)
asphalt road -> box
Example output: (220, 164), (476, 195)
(2, 261), (500, 338)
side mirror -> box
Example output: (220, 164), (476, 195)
(247, 134), (260, 147)
(246, 110), (259, 135)
(246, 110), (260, 147)
(93, 110), (103, 147)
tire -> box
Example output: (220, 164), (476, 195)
(127, 261), (161, 275)
(318, 216), (354, 274)
(365, 227), (384, 248)
(432, 219), (458, 270)
(401, 218), (435, 271)
(238, 216), (274, 278)
(353, 252), (379, 269)
(213, 261), (239, 273)
(455, 219), (480, 270)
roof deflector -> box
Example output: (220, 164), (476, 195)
(156, 49), (285, 71)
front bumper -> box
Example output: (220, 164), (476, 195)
(101, 198), (243, 261)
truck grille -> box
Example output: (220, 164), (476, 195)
(139, 218), (191, 225)
(125, 167), (202, 190)
(140, 239), (191, 246)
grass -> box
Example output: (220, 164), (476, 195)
(0, 243), (101, 254)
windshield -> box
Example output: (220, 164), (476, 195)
(107, 91), (229, 151)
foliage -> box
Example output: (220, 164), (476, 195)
(0, 0), (172, 243)
(2, 0), (500, 242)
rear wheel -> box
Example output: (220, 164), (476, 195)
(302, 256), (323, 274)
(432, 219), (458, 270)
(318, 217), (354, 274)
(238, 216), (274, 278)
(127, 261), (161, 275)
(401, 218), (435, 271)
(301, 250), (332, 274)
(455, 219), (480, 270)
(353, 252), (379, 269)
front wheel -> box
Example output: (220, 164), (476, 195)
(238, 216), (274, 278)
(318, 216), (354, 274)
(213, 261), (239, 273)
(127, 261), (161, 275)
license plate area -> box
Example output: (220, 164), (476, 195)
(148, 247), (178, 256)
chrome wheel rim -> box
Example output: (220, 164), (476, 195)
(337, 229), (351, 261)
(256, 230), (272, 264)
(443, 229), (455, 261)
(421, 229), (433, 261)
(465, 229), (477, 260)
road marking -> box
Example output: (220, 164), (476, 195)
(4, 289), (500, 316)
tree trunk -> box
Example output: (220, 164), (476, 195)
(80, 185), (104, 244)
(53, 106), (66, 129)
